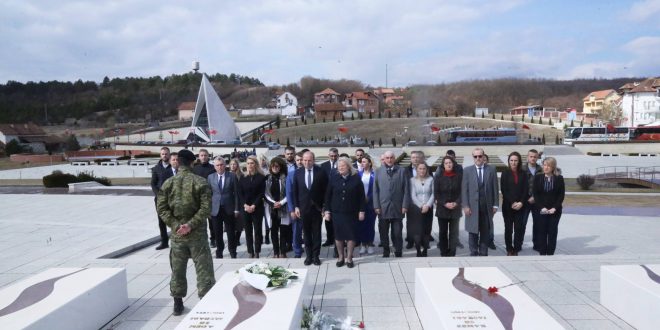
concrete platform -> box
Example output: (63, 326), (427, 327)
(0, 193), (659, 329)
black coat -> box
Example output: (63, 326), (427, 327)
(151, 160), (173, 195)
(533, 174), (565, 212)
(238, 173), (266, 209)
(434, 172), (462, 219)
(324, 173), (366, 215)
(500, 169), (529, 206)
(193, 162), (215, 179)
(291, 165), (328, 214)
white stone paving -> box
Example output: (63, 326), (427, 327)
(0, 193), (659, 329)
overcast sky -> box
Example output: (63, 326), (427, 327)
(1, 0), (659, 87)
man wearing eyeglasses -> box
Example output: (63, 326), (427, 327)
(461, 148), (499, 256)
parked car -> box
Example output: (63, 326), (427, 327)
(251, 140), (267, 146)
(405, 140), (418, 147)
(208, 140), (226, 145)
(267, 142), (281, 150)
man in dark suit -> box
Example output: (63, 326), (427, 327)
(151, 147), (173, 250)
(292, 151), (328, 265)
(320, 148), (339, 247)
(461, 148), (499, 256)
(353, 148), (365, 171)
(193, 149), (217, 247)
(522, 149), (543, 251)
(207, 156), (240, 258)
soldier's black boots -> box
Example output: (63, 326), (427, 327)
(155, 243), (169, 250)
(173, 298), (184, 316)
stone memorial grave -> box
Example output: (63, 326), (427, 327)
(601, 264), (660, 330)
(0, 267), (128, 330)
(415, 267), (563, 330)
(176, 268), (308, 330)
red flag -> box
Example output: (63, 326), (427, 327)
(522, 124), (530, 130)
(262, 129), (274, 134)
(606, 124), (615, 133)
(338, 127), (348, 133)
(430, 126), (440, 132)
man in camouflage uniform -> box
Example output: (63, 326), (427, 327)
(157, 149), (216, 315)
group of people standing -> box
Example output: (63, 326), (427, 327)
(151, 145), (565, 315)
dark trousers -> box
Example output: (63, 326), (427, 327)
(468, 207), (490, 256)
(208, 217), (215, 241)
(405, 217), (413, 243)
(154, 198), (168, 245)
(379, 218), (403, 255)
(408, 205), (433, 251)
(503, 207), (526, 252)
(302, 210), (322, 259)
(524, 204), (540, 248)
(324, 218), (335, 243)
(270, 212), (291, 255)
(243, 210), (264, 254)
(537, 212), (561, 255)
(212, 210), (237, 256)
(438, 217), (459, 256)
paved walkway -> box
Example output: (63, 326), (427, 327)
(1, 192), (659, 329)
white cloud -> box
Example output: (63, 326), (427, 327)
(0, 0), (656, 86)
(627, 0), (660, 22)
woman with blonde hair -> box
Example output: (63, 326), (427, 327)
(532, 157), (565, 256)
(237, 155), (266, 258)
(408, 162), (434, 257)
(323, 157), (365, 268)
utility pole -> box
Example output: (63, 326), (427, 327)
(385, 63), (388, 88)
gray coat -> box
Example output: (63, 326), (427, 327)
(207, 171), (239, 217)
(373, 165), (410, 219)
(461, 164), (499, 233)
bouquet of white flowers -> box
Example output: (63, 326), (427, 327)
(237, 262), (299, 290)
(301, 306), (365, 330)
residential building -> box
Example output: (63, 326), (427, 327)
(314, 88), (342, 105)
(0, 122), (60, 153)
(344, 91), (379, 114)
(619, 78), (660, 127)
(177, 101), (196, 121)
(276, 92), (298, 116)
(582, 89), (620, 115)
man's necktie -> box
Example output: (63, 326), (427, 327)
(477, 167), (482, 183)
(307, 169), (312, 189)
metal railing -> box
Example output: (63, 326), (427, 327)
(590, 166), (660, 185)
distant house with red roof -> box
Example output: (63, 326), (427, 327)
(582, 89), (620, 115)
(344, 91), (379, 114)
(177, 102), (196, 121)
(314, 88), (344, 120)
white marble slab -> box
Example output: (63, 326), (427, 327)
(0, 267), (128, 330)
(176, 268), (308, 330)
(415, 267), (563, 330)
(601, 264), (660, 330)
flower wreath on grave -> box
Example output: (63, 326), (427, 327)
(237, 262), (299, 291)
(301, 305), (365, 330)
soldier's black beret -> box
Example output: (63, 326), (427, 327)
(178, 149), (196, 162)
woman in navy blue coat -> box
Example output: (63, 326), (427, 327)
(323, 157), (366, 268)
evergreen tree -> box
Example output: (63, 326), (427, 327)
(65, 134), (81, 151)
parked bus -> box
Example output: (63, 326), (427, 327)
(563, 127), (631, 145)
(447, 128), (517, 143)
(630, 126), (660, 141)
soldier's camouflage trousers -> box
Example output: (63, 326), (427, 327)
(169, 239), (216, 298)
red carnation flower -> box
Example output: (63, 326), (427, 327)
(487, 286), (498, 294)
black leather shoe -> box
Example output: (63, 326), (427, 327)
(215, 250), (223, 259)
(405, 242), (414, 249)
(429, 236), (435, 242)
(336, 260), (345, 267)
(230, 253), (237, 259)
(416, 250), (422, 257)
(304, 258), (312, 266)
(382, 250), (390, 258)
(421, 249), (428, 257)
(155, 243), (169, 250)
(210, 240), (216, 248)
(313, 258), (321, 266)
(488, 242), (497, 250)
(173, 298), (184, 316)
(346, 261), (354, 268)
(394, 251), (403, 258)
(456, 241), (465, 249)
(322, 241), (333, 247)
